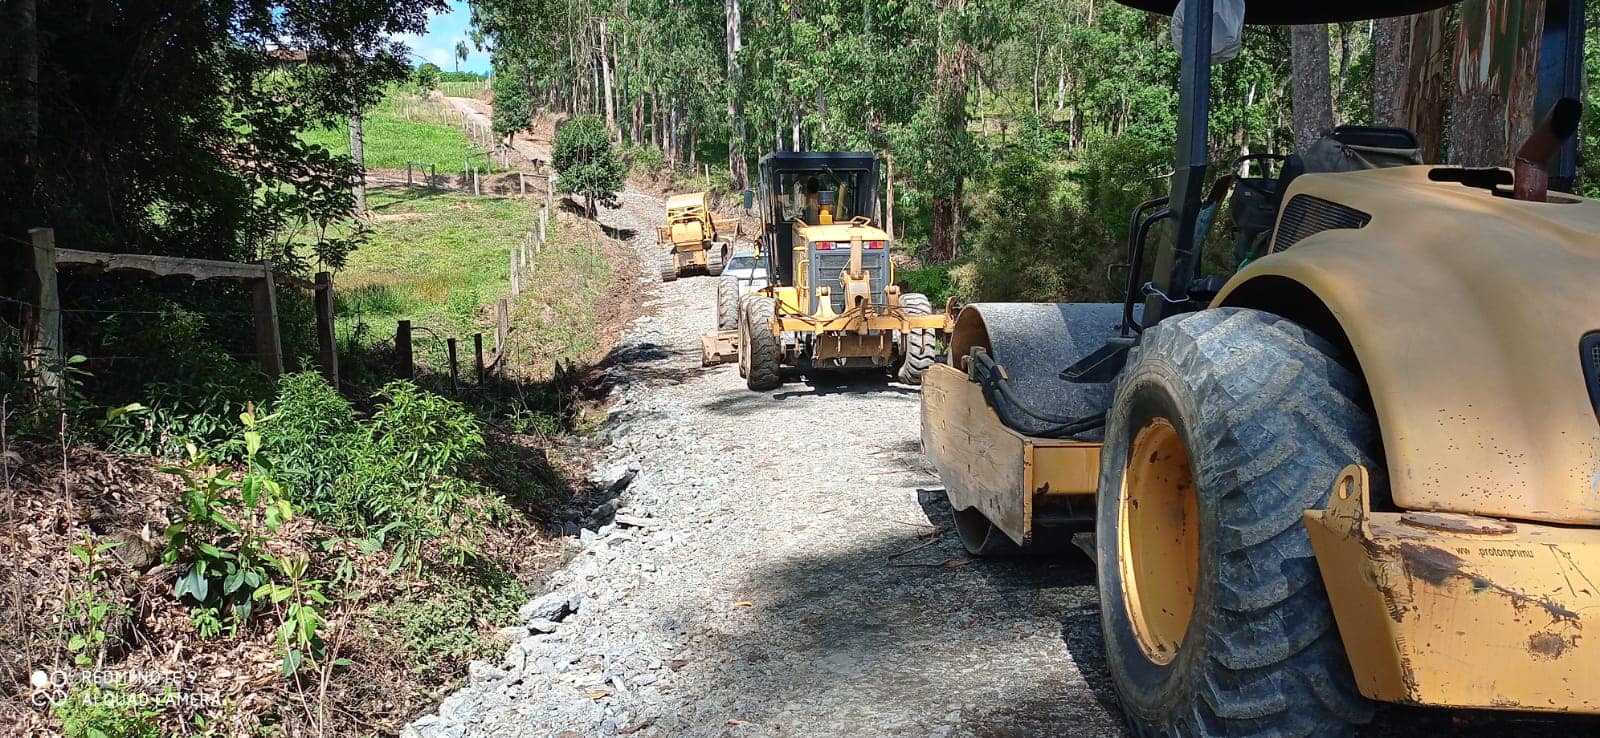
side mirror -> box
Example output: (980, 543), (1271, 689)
(742, 189), (755, 210)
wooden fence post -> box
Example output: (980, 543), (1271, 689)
(519, 173), (525, 197)
(474, 333), (485, 383)
(539, 207), (548, 248)
(406, 162), (413, 187)
(495, 298), (509, 353)
(252, 269), (284, 379)
(510, 248), (520, 297)
(314, 271), (339, 389)
(396, 320), (413, 380)
(21, 227), (62, 395)
(446, 337), (459, 394)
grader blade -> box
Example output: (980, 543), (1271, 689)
(700, 330), (737, 366)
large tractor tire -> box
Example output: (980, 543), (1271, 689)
(717, 278), (740, 331)
(740, 296), (782, 391)
(894, 293), (937, 385)
(659, 252), (679, 282)
(707, 243), (728, 276)
(1096, 308), (1375, 737)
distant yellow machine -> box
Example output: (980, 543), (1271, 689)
(728, 152), (946, 390)
(657, 192), (739, 281)
(921, 0), (1600, 734)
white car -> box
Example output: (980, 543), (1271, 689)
(716, 251), (769, 330)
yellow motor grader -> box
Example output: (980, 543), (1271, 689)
(657, 191), (740, 281)
(730, 152), (945, 391)
(921, 0), (1599, 733)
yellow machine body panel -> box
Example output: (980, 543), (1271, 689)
(1306, 465), (1600, 711)
(1216, 166), (1600, 525)
(920, 363), (1100, 546)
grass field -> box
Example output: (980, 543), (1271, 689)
(303, 93), (502, 174)
(335, 188), (530, 356)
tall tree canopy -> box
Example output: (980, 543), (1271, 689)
(0, 0), (445, 271)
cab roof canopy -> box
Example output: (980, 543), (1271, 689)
(759, 151), (877, 171)
(1115, 0), (1460, 25)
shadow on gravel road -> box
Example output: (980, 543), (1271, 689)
(681, 478), (1126, 734)
(772, 373), (920, 400)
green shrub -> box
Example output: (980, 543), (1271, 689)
(896, 263), (957, 308)
(553, 115), (625, 215)
(161, 412), (294, 633)
(960, 133), (1170, 303)
(623, 144), (666, 178)
(260, 374), (496, 566)
(374, 565), (527, 674)
(261, 371), (360, 517)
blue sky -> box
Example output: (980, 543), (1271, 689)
(395, 0), (492, 74)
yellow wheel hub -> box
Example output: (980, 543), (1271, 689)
(1118, 418), (1200, 665)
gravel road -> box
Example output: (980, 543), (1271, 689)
(402, 186), (1125, 738)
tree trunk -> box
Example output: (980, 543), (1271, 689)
(927, 0), (970, 264)
(1290, 24), (1335, 153)
(884, 147), (896, 239)
(12, 0), (39, 225)
(1450, 0), (1546, 166)
(1334, 23), (1354, 105)
(599, 21), (617, 139)
(725, 0), (749, 189)
(1372, 16), (1408, 126)
(349, 113), (366, 214)
(1405, 9), (1448, 160)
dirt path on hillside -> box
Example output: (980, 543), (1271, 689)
(445, 96), (552, 165)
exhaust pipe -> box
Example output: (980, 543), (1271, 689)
(1513, 98), (1582, 202)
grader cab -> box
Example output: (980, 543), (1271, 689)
(657, 191), (740, 281)
(733, 152), (947, 391)
(921, 0), (1599, 733)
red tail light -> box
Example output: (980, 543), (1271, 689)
(866, 241), (886, 250)
(814, 241), (834, 250)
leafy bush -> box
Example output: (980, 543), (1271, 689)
(260, 374), (498, 566)
(161, 413), (294, 633)
(553, 115), (625, 215)
(491, 71), (533, 140)
(374, 565), (528, 674)
(413, 63), (443, 92)
(960, 133), (1170, 303)
(261, 372), (360, 515)
(622, 144), (666, 178)
(896, 264), (957, 309)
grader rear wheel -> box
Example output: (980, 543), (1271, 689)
(895, 292), (936, 385)
(1096, 308), (1374, 737)
(717, 278), (739, 331)
(708, 243), (728, 276)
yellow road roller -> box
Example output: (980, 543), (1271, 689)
(921, 0), (1600, 733)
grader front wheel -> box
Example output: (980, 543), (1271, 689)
(740, 296), (782, 391)
(1096, 308), (1375, 737)
(895, 292), (937, 385)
